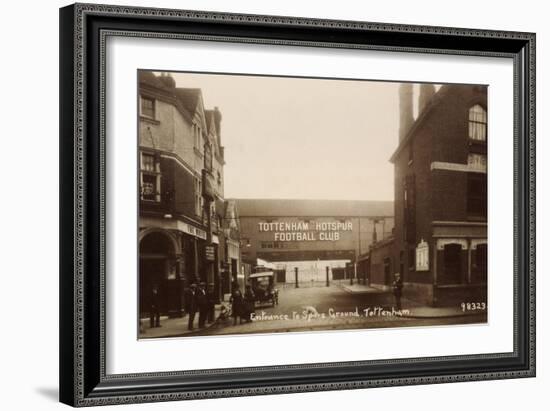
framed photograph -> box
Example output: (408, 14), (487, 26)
(59, 3), (535, 407)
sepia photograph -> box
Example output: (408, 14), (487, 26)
(137, 70), (488, 339)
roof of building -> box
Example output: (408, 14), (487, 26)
(174, 88), (202, 115)
(205, 110), (215, 133)
(389, 83), (486, 163)
(231, 199), (394, 218)
(139, 70), (170, 91)
(389, 85), (451, 163)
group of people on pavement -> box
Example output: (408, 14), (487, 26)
(149, 279), (257, 332)
(148, 273), (403, 332)
(229, 281), (256, 325)
(184, 282), (217, 331)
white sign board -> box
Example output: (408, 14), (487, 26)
(416, 239), (429, 271)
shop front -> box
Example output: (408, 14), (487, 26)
(139, 228), (181, 318)
(139, 218), (209, 318)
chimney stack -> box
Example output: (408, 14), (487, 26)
(158, 72), (176, 89)
(418, 83), (436, 116)
(398, 83), (414, 142)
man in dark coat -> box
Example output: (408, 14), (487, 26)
(206, 283), (217, 324)
(149, 284), (161, 328)
(229, 285), (244, 325)
(392, 273), (403, 311)
(185, 283), (198, 330)
(243, 284), (256, 323)
(197, 282), (209, 328)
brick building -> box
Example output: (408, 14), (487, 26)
(138, 71), (239, 317)
(388, 83), (488, 306)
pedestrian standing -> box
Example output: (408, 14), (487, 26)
(229, 285), (244, 325)
(185, 283), (198, 331)
(149, 284), (161, 328)
(206, 283), (216, 323)
(243, 284), (256, 323)
(197, 282), (208, 328)
(392, 272), (403, 311)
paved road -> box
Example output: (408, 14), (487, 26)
(264, 284), (394, 314)
(187, 285), (486, 337)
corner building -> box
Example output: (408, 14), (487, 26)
(138, 71), (233, 318)
(391, 83), (488, 306)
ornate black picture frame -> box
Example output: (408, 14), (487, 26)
(59, 3), (535, 407)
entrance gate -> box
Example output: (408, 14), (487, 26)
(274, 260), (352, 288)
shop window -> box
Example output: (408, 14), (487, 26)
(468, 104), (487, 141)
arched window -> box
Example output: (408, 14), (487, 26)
(468, 104), (487, 141)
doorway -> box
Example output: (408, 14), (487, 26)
(139, 230), (177, 317)
(443, 243), (462, 284)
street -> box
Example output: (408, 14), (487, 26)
(183, 284), (487, 337)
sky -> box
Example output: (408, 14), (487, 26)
(169, 72), (423, 201)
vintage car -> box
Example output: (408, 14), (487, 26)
(249, 271), (279, 307)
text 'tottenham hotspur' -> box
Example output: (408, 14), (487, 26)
(258, 221), (353, 242)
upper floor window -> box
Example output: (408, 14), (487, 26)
(468, 104), (487, 141)
(204, 144), (213, 171)
(467, 173), (487, 218)
(194, 124), (202, 149)
(140, 152), (160, 202)
(467, 153), (487, 172)
(194, 176), (203, 216)
(140, 96), (155, 119)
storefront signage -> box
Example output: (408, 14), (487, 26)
(176, 220), (207, 240)
(205, 245), (216, 261)
(258, 220), (353, 242)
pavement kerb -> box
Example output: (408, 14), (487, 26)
(401, 311), (486, 320)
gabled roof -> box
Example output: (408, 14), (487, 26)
(205, 110), (216, 134)
(223, 199), (241, 232)
(231, 199), (394, 218)
(174, 88), (202, 116)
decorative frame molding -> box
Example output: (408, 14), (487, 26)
(60, 3), (535, 407)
